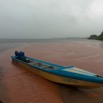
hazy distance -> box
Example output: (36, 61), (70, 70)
(0, 0), (103, 39)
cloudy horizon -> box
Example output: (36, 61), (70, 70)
(0, 0), (103, 39)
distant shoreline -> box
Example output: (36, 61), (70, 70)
(0, 37), (88, 39)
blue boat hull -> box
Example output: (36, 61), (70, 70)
(11, 51), (103, 89)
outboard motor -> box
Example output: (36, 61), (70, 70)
(15, 51), (26, 62)
(19, 51), (25, 57)
(18, 51), (25, 60)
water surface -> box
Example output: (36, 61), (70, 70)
(0, 39), (103, 103)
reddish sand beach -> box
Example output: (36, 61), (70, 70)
(0, 39), (103, 103)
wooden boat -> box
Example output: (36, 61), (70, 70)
(11, 51), (103, 89)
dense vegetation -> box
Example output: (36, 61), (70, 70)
(88, 34), (98, 39)
(88, 31), (103, 40)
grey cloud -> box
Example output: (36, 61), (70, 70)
(0, 0), (103, 38)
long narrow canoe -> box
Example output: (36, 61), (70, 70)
(11, 51), (103, 89)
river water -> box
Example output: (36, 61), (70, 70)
(0, 39), (103, 103)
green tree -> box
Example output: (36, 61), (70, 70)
(97, 31), (103, 40)
(88, 34), (98, 39)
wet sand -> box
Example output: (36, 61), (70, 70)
(0, 39), (103, 103)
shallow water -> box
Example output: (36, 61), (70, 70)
(0, 39), (103, 103)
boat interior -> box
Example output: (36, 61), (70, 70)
(25, 58), (57, 70)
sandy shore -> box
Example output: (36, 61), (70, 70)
(0, 39), (103, 103)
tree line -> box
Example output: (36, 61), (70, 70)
(88, 31), (103, 40)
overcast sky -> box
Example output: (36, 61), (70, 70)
(0, 0), (103, 39)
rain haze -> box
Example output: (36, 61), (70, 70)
(0, 0), (103, 39)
